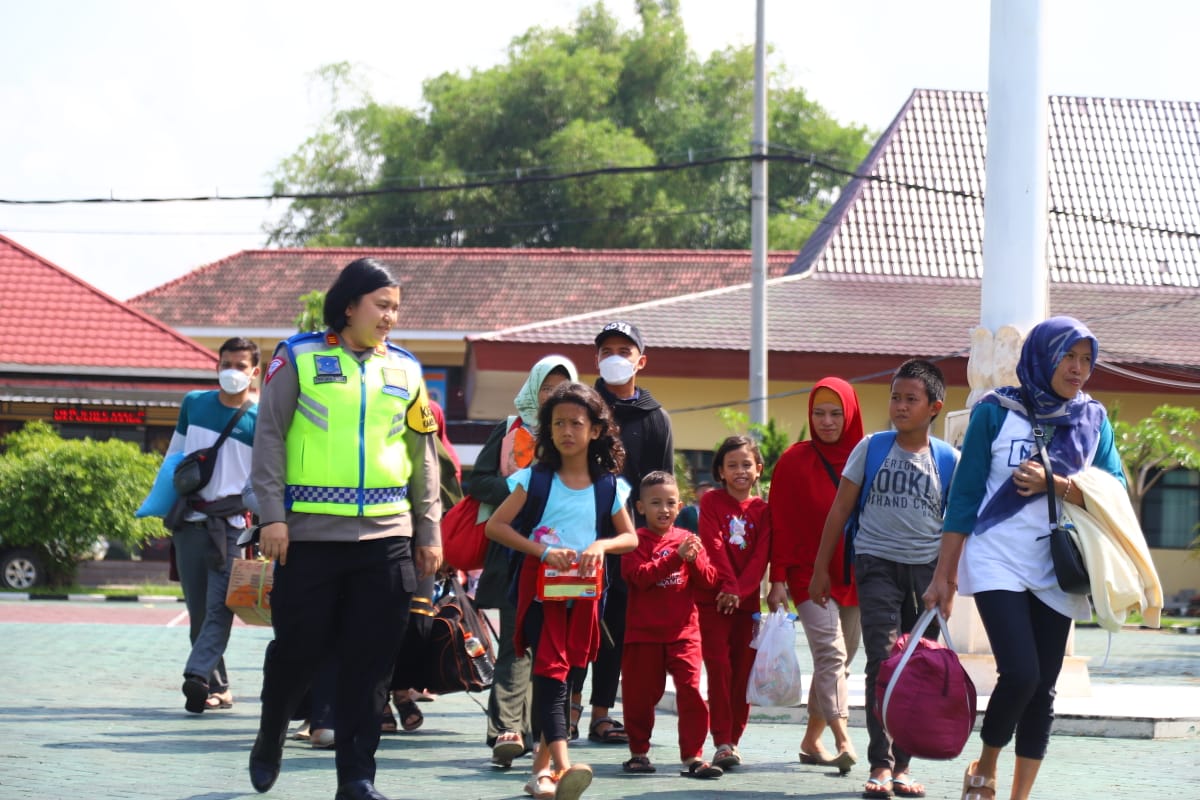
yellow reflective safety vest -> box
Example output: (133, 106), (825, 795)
(283, 331), (437, 517)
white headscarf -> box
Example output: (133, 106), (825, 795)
(514, 355), (578, 430)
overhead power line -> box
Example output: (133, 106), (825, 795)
(4, 150), (1196, 242)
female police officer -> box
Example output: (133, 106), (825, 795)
(248, 258), (442, 800)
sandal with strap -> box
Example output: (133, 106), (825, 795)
(712, 744), (741, 770)
(623, 755), (656, 774)
(680, 760), (723, 779)
(961, 761), (997, 800)
(569, 703), (583, 741)
(380, 701), (398, 733)
(586, 716), (628, 744)
(523, 771), (556, 800)
(862, 776), (894, 798)
(394, 696), (424, 731)
(553, 764), (593, 800)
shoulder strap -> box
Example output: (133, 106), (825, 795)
(843, 430), (896, 584)
(213, 400), (251, 453)
(929, 436), (959, 513)
(593, 472), (618, 539)
(513, 463), (554, 536)
(812, 447), (841, 489)
(1018, 389), (1060, 529)
(858, 431), (898, 513)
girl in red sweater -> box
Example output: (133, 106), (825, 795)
(697, 435), (772, 770)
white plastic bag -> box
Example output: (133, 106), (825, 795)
(745, 607), (802, 706)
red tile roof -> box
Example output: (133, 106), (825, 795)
(128, 248), (796, 331)
(791, 90), (1200, 287)
(470, 271), (1200, 390)
(0, 235), (217, 373)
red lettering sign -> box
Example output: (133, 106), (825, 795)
(52, 407), (147, 425)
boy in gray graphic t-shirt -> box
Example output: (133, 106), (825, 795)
(809, 359), (958, 799)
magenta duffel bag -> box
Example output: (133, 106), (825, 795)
(875, 607), (977, 760)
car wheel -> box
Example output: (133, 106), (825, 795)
(1, 549), (43, 590)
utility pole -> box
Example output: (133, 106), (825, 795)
(749, 0), (768, 426)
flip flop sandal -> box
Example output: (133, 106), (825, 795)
(553, 764), (593, 800)
(892, 776), (926, 798)
(680, 760), (722, 779)
(830, 751), (857, 775)
(181, 675), (209, 714)
(622, 755), (656, 773)
(493, 732), (525, 767)
(799, 750), (834, 766)
(586, 717), (628, 744)
(862, 776), (894, 798)
(395, 698), (424, 731)
(205, 691), (233, 710)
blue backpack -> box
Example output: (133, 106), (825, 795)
(505, 463), (618, 606)
(842, 431), (958, 583)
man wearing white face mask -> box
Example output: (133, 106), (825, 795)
(572, 321), (674, 745)
(166, 336), (260, 714)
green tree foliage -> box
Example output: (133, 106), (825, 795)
(1111, 406), (1200, 543)
(267, 1), (872, 250)
(294, 290), (326, 333)
(0, 422), (162, 584)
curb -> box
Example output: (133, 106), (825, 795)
(0, 592), (184, 603)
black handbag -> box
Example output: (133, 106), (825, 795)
(172, 401), (251, 496)
(1020, 391), (1090, 595)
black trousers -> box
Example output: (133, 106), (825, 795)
(975, 589), (1072, 760)
(259, 537), (415, 787)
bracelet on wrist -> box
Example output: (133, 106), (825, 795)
(1063, 477), (1073, 499)
(539, 545), (553, 562)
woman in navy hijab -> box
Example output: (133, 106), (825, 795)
(925, 316), (1125, 800)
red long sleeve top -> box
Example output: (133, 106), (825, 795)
(696, 489), (771, 613)
(622, 526), (717, 643)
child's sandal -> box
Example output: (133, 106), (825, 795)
(681, 760), (723, 779)
(623, 755), (656, 773)
(523, 770), (556, 800)
(553, 764), (593, 800)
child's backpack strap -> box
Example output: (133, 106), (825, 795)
(506, 463), (555, 606)
(592, 472), (618, 540)
(843, 431), (897, 584)
(929, 436), (958, 514)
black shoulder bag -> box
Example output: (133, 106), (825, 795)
(1019, 391), (1090, 595)
(172, 401), (252, 496)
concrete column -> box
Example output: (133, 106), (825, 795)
(952, 0), (1091, 697)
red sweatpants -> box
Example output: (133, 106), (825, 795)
(698, 606), (755, 747)
(621, 638), (708, 762)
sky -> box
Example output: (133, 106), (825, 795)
(2, 0), (1197, 301)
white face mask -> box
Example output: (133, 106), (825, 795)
(218, 369), (251, 395)
(598, 354), (637, 386)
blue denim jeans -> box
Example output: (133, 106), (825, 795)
(174, 520), (242, 688)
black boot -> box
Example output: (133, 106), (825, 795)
(334, 779), (392, 800)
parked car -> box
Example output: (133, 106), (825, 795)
(1, 547), (44, 590)
(0, 538), (109, 590)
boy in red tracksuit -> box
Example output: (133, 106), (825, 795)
(620, 471), (724, 780)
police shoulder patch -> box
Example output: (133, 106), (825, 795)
(264, 356), (286, 385)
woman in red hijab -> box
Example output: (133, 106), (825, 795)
(767, 377), (864, 774)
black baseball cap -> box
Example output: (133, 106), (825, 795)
(594, 320), (644, 351)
